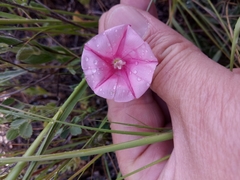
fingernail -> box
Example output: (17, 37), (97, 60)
(106, 5), (149, 38)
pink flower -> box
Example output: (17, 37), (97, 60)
(81, 24), (158, 102)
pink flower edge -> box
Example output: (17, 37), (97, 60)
(81, 24), (158, 102)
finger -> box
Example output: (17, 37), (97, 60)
(121, 0), (157, 16)
(101, 4), (234, 119)
(99, 4), (173, 177)
(233, 68), (240, 74)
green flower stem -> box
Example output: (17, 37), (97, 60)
(1, 131), (173, 164)
(6, 79), (88, 180)
(230, 18), (240, 71)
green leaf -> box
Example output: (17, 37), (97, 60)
(0, 43), (9, 54)
(21, 50), (55, 64)
(23, 86), (49, 96)
(6, 128), (19, 140)
(69, 126), (82, 136)
(60, 128), (70, 139)
(2, 98), (15, 106)
(10, 119), (28, 129)
(0, 35), (22, 45)
(16, 46), (41, 62)
(19, 122), (33, 139)
(71, 116), (81, 124)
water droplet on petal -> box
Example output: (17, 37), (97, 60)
(135, 62), (138, 65)
(100, 88), (103, 92)
(115, 29), (118, 33)
(107, 43), (111, 47)
(133, 70), (137, 74)
(97, 44), (100, 47)
(92, 69), (96, 73)
(137, 77), (142, 81)
(85, 57), (89, 61)
(94, 61), (98, 65)
(148, 70), (152, 74)
(113, 85), (117, 90)
(147, 83), (150, 87)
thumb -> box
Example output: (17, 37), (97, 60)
(99, 4), (233, 110)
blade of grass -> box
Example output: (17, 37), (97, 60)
(230, 18), (240, 71)
(117, 155), (170, 180)
(206, 0), (231, 39)
(1, 131), (173, 164)
(178, 1), (230, 59)
(176, 5), (200, 48)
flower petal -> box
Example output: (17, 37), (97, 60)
(117, 25), (146, 57)
(81, 48), (114, 89)
(81, 24), (158, 102)
(84, 25), (128, 60)
(94, 72), (135, 102)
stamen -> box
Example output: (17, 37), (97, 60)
(113, 58), (126, 70)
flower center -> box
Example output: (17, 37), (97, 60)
(112, 58), (126, 70)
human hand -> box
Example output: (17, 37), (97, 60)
(99, 1), (240, 179)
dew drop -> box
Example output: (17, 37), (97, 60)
(146, 83), (150, 87)
(137, 77), (142, 81)
(92, 69), (97, 73)
(94, 61), (98, 65)
(85, 57), (89, 61)
(115, 29), (118, 33)
(133, 70), (137, 74)
(107, 43), (111, 47)
(113, 85), (117, 90)
(100, 88), (103, 92)
(148, 70), (152, 74)
(96, 44), (100, 47)
(135, 62), (138, 65)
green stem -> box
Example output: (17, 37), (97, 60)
(1, 132), (173, 163)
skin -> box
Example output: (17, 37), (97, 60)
(99, 0), (240, 179)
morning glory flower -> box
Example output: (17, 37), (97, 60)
(81, 24), (158, 102)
